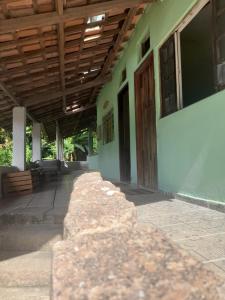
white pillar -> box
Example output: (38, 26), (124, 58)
(61, 137), (64, 161)
(12, 107), (26, 171)
(56, 123), (64, 161)
(32, 122), (41, 162)
(56, 123), (60, 160)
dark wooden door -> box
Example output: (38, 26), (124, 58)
(118, 84), (131, 182)
(135, 53), (158, 190)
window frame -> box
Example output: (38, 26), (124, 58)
(212, 0), (225, 90)
(159, 35), (178, 117)
(141, 36), (151, 58)
(159, 0), (216, 118)
(175, 0), (211, 109)
(102, 109), (114, 145)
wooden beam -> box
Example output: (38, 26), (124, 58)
(23, 75), (111, 106)
(65, 13), (126, 35)
(101, 8), (139, 76)
(29, 98), (61, 111)
(55, 0), (66, 111)
(65, 104), (96, 115)
(31, 102), (62, 114)
(65, 28), (120, 49)
(0, 82), (19, 106)
(89, 7), (139, 104)
(0, 31), (56, 51)
(0, 0), (151, 34)
(38, 112), (65, 123)
(0, 82), (36, 122)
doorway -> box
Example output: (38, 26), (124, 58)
(135, 53), (158, 190)
(118, 84), (131, 183)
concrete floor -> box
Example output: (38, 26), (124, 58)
(122, 188), (225, 279)
(0, 172), (78, 299)
(0, 172), (78, 224)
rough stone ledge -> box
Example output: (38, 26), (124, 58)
(52, 172), (225, 300)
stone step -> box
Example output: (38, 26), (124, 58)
(0, 251), (52, 287)
(0, 224), (62, 251)
(0, 286), (50, 300)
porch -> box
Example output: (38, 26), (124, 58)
(0, 0), (225, 298)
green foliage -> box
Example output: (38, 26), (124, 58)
(26, 126), (32, 165)
(0, 126), (97, 166)
(92, 131), (98, 154)
(64, 130), (88, 161)
(0, 128), (12, 166)
(41, 136), (56, 160)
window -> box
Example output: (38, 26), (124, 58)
(121, 68), (127, 84)
(180, 2), (214, 107)
(213, 0), (225, 88)
(160, 35), (178, 117)
(102, 110), (114, 144)
(160, 0), (224, 117)
(141, 36), (150, 58)
(97, 125), (102, 141)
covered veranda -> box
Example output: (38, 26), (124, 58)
(0, 0), (150, 173)
(0, 1), (154, 297)
(1, 0), (225, 299)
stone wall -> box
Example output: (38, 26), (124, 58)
(52, 172), (225, 299)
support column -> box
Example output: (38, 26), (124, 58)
(12, 107), (26, 171)
(61, 137), (64, 161)
(32, 122), (41, 162)
(56, 123), (64, 161)
(88, 128), (93, 155)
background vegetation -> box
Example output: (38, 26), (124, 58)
(0, 127), (97, 166)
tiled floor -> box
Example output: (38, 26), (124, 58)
(0, 171), (80, 224)
(0, 172), (83, 299)
(124, 190), (225, 279)
(1, 174), (225, 280)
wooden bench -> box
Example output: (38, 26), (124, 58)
(2, 170), (33, 197)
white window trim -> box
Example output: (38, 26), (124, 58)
(174, 0), (210, 109)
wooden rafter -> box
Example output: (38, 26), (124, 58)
(55, 0), (66, 110)
(0, 0), (151, 34)
(88, 7), (140, 105)
(0, 0), (153, 136)
(0, 82), (18, 106)
(0, 82), (35, 121)
(22, 75), (111, 106)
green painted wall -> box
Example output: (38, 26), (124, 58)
(94, 0), (225, 202)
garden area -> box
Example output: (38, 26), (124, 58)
(0, 127), (97, 167)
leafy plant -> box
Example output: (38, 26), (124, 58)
(0, 128), (12, 166)
(0, 126), (97, 166)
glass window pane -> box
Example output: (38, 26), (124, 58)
(217, 62), (225, 86)
(160, 35), (177, 117)
(218, 36), (225, 62)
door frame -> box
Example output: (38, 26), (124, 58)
(134, 52), (158, 190)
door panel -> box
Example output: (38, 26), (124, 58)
(135, 53), (158, 190)
(118, 84), (131, 182)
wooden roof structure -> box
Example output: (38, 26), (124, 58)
(0, 0), (152, 139)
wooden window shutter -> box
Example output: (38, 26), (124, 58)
(160, 35), (178, 117)
(213, 0), (225, 89)
(102, 109), (114, 144)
